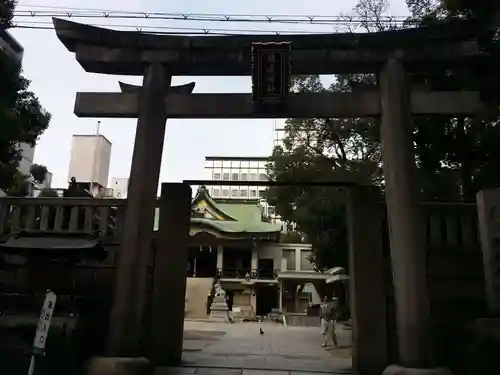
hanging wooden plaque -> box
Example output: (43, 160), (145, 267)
(251, 41), (291, 112)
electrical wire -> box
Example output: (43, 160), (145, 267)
(13, 4), (413, 26)
(11, 20), (336, 35)
(8, 4), (422, 35)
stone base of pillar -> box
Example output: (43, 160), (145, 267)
(86, 357), (152, 375)
(383, 365), (452, 375)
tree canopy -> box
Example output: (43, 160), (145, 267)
(0, 0), (15, 28)
(266, 0), (500, 270)
(0, 0), (51, 194)
(6, 163), (49, 196)
(266, 74), (381, 270)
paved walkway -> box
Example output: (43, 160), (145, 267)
(156, 321), (354, 375)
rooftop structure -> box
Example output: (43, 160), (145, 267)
(0, 29), (24, 63)
(68, 134), (112, 196)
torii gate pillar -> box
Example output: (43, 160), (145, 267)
(379, 56), (450, 375)
(107, 62), (171, 357)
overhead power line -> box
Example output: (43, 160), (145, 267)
(13, 5), (412, 27)
(11, 21), (337, 35)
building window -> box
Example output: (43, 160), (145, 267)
(223, 173), (230, 181)
(300, 250), (315, 271)
(222, 189), (229, 197)
(283, 249), (296, 270)
(240, 173), (248, 181)
(213, 188), (220, 197)
(214, 172), (221, 180)
(240, 189), (248, 197)
(232, 172), (239, 181)
(250, 189), (257, 198)
(231, 189), (238, 197)
(250, 173), (257, 181)
(259, 173), (267, 181)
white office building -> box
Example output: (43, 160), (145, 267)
(68, 134), (112, 197)
(272, 120), (286, 149)
(203, 156), (268, 200)
(202, 156), (289, 232)
(110, 177), (129, 198)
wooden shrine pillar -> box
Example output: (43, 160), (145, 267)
(107, 63), (171, 357)
(379, 56), (449, 375)
(149, 183), (191, 365)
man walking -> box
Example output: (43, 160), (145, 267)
(320, 295), (338, 348)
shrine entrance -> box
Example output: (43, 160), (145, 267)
(187, 245), (217, 278)
(52, 18), (486, 375)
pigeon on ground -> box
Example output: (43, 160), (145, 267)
(260, 328), (264, 335)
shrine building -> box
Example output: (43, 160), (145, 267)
(154, 186), (331, 320)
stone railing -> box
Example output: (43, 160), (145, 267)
(477, 189), (500, 315)
(0, 197), (141, 242)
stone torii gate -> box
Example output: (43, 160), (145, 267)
(53, 17), (485, 375)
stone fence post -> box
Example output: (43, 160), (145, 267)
(149, 183), (192, 365)
(346, 186), (387, 373)
(476, 189), (500, 315)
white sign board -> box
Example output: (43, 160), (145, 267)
(32, 290), (57, 354)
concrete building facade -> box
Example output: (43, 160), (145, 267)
(68, 134), (112, 196)
(110, 177), (129, 198)
(0, 29), (23, 63)
(203, 156), (269, 200)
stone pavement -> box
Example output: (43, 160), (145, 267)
(156, 321), (354, 375)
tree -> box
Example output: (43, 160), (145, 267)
(266, 1), (390, 270)
(404, 0), (500, 202)
(267, 0), (500, 269)
(29, 164), (48, 183)
(0, 0), (51, 192)
(280, 231), (303, 244)
(37, 188), (59, 198)
(0, 0), (15, 28)
(6, 163), (49, 196)
(266, 75), (382, 270)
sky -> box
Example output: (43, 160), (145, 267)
(10, 0), (410, 189)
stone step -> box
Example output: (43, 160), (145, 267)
(156, 367), (355, 375)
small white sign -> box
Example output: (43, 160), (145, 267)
(232, 307), (241, 313)
(32, 290), (57, 353)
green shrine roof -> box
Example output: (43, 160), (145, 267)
(153, 186), (281, 238)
